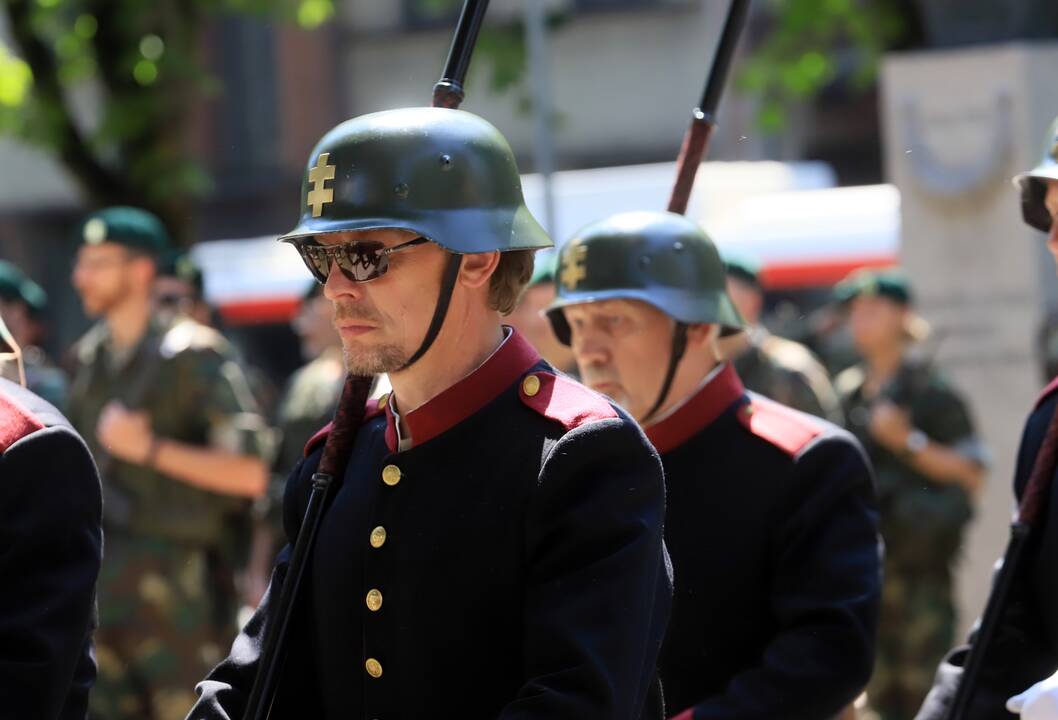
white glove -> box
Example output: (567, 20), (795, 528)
(1008, 670), (1058, 718)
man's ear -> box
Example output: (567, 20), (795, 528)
(684, 322), (719, 349)
(458, 251), (501, 290)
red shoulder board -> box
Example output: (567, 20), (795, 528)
(518, 371), (618, 431)
(303, 393), (389, 458)
(0, 388), (45, 453)
(1035, 376), (1058, 410)
(737, 395), (823, 458)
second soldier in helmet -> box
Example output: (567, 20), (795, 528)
(547, 210), (882, 719)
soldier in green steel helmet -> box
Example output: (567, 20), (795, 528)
(66, 206), (272, 720)
(546, 210), (881, 719)
(191, 107), (671, 719)
(916, 119), (1058, 720)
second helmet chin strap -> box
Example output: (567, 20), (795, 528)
(642, 321), (688, 425)
(398, 253), (464, 371)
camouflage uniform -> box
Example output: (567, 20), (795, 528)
(838, 358), (986, 720)
(67, 316), (270, 720)
(263, 346), (345, 536)
(733, 327), (844, 424)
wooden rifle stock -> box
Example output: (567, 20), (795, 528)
(667, 0), (751, 215)
(945, 394), (1058, 718)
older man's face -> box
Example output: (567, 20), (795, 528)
(1045, 180), (1058, 274)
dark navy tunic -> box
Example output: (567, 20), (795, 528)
(190, 330), (672, 719)
(649, 364), (881, 720)
(0, 378), (102, 720)
(917, 378), (1058, 720)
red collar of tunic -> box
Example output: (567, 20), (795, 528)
(380, 327), (541, 452)
(644, 362), (747, 455)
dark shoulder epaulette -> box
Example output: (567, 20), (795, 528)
(0, 388), (45, 454)
(1035, 376), (1058, 410)
(303, 393), (389, 458)
(517, 371), (617, 431)
(737, 394), (823, 458)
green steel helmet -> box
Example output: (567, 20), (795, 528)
(280, 106), (551, 253)
(545, 210), (744, 345)
(1014, 115), (1058, 232)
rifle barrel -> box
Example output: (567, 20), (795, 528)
(433, 0), (491, 109)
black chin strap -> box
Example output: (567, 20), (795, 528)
(399, 253), (463, 371)
(642, 322), (688, 424)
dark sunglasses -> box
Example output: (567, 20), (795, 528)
(285, 236), (429, 284)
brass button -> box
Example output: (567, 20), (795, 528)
(370, 526), (387, 549)
(522, 374), (541, 397)
(366, 588), (383, 612)
(377, 393), (389, 410)
(382, 464), (402, 486)
(365, 657), (383, 678)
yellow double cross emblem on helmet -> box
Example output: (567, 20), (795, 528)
(307, 153), (336, 218)
(560, 243), (588, 290)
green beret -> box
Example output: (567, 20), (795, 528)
(79, 206), (170, 255)
(723, 253), (762, 288)
(159, 249), (204, 294)
(835, 268), (913, 306)
(529, 249), (558, 288)
(0, 260), (47, 314)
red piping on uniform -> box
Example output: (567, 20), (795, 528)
(398, 328), (541, 450)
(645, 363), (745, 455)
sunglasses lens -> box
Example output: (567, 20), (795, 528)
(293, 239), (396, 284)
(296, 244), (330, 283)
(337, 242), (387, 282)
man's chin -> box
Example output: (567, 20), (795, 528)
(342, 341), (407, 375)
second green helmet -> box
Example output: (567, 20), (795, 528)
(1014, 115), (1058, 233)
(545, 210), (744, 345)
(279, 107), (551, 254)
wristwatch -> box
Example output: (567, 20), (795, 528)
(905, 429), (929, 455)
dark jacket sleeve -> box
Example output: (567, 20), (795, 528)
(188, 458), (318, 720)
(916, 398), (1058, 720)
(689, 435), (881, 720)
(499, 417), (672, 720)
(0, 424), (102, 720)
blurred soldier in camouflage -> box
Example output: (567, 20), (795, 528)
(243, 282), (346, 607)
(835, 268), (988, 720)
(154, 250), (213, 328)
(0, 259), (68, 409)
(723, 254), (844, 424)
(65, 207), (271, 720)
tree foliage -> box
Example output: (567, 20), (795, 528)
(0, 0), (334, 241)
(738, 0), (908, 132)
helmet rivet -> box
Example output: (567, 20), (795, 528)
(439, 153), (453, 170)
(394, 183), (409, 199)
(673, 241), (684, 252)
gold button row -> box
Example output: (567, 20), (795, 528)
(365, 657), (383, 678)
(382, 464), (402, 486)
(370, 526), (387, 548)
(366, 588), (383, 612)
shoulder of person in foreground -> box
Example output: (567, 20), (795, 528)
(501, 371), (671, 719)
(0, 378), (102, 719)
